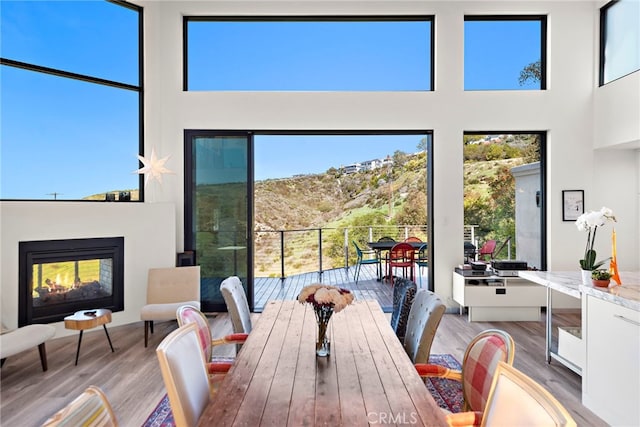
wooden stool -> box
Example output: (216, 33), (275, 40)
(64, 309), (115, 365)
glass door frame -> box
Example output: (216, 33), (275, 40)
(184, 130), (255, 312)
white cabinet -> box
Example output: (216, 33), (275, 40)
(452, 271), (545, 321)
(583, 295), (640, 426)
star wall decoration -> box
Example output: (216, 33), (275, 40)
(133, 147), (175, 186)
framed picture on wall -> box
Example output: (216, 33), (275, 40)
(562, 190), (584, 221)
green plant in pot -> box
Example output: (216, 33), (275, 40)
(591, 269), (612, 287)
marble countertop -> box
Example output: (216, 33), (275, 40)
(519, 270), (640, 312)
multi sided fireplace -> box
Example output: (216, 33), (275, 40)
(18, 237), (124, 326)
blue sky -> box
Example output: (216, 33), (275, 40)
(1, 3), (541, 199)
(255, 135), (426, 181)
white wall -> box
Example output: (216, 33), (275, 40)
(2, 1), (638, 321)
(0, 202), (176, 337)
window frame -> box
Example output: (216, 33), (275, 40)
(464, 15), (547, 91)
(182, 15), (435, 92)
(599, 0), (640, 86)
(0, 0), (144, 202)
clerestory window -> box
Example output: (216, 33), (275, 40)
(184, 17), (434, 91)
(464, 16), (547, 91)
(600, 0), (640, 85)
(0, 0), (143, 201)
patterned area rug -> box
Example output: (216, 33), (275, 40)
(142, 394), (173, 427)
(141, 354), (463, 426)
(426, 353), (464, 413)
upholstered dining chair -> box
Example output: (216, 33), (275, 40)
(220, 276), (252, 351)
(415, 329), (516, 415)
(389, 277), (417, 342)
(156, 323), (213, 427)
(176, 304), (247, 385)
(402, 289), (446, 364)
(42, 385), (118, 426)
(447, 361), (577, 427)
(140, 266), (201, 347)
(352, 241), (381, 284)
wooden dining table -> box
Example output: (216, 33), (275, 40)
(198, 299), (447, 426)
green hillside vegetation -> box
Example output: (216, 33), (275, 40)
(254, 134), (539, 276)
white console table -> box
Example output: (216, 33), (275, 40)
(453, 270), (545, 321)
(519, 270), (640, 427)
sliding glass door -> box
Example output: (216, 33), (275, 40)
(184, 131), (253, 312)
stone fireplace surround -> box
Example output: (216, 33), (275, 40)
(1, 201), (176, 338)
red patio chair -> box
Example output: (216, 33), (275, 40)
(478, 240), (497, 262)
(388, 242), (416, 286)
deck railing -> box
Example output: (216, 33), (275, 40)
(254, 224), (513, 279)
(255, 225), (428, 279)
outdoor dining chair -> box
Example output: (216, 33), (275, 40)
(415, 243), (429, 287)
(352, 241), (381, 284)
(388, 242), (416, 286)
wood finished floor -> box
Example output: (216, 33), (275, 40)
(0, 307), (607, 427)
(253, 264), (398, 312)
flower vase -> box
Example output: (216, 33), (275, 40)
(314, 305), (333, 357)
(580, 269), (592, 286)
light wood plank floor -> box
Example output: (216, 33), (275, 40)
(254, 264), (398, 312)
(1, 309), (607, 426)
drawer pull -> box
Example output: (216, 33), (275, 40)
(495, 288), (506, 295)
(614, 314), (640, 327)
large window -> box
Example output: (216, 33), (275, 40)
(600, 0), (640, 85)
(464, 16), (546, 90)
(0, 0), (142, 201)
(185, 17), (433, 91)
(463, 133), (545, 269)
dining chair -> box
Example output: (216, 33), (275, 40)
(156, 323), (213, 427)
(220, 276), (252, 352)
(376, 236), (396, 280)
(140, 266), (201, 347)
(404, 236), (423, 243)
(415, 243), (429, 287)
(477, 240), (497, 262)
(402, 289), (446, 364)
(42, 385), (118, 426)
(176, 305), (247, 385)
(389, 277), (417, 342)
(415, 329), (516, 414)
(447, 361), (577, 427)
(388, 242), (416, 286)
(352, 241), (381, 284)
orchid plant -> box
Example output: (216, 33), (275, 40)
(575, 207), (616, 271)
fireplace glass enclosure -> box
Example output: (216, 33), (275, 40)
(19, 237), (124, 326)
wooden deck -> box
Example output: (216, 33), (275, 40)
(253, 264), (428, 312)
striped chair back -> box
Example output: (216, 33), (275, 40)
(42, 385), (118, 426)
